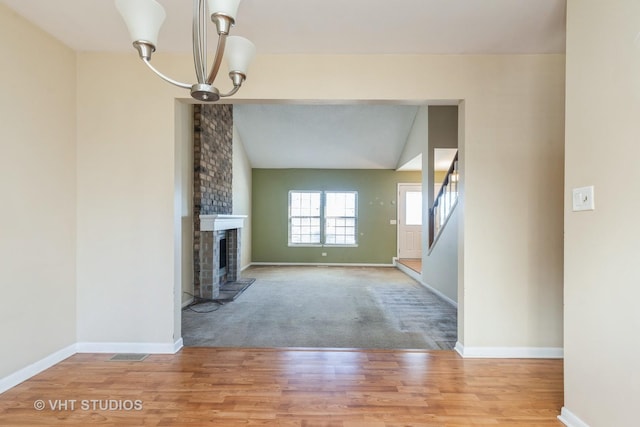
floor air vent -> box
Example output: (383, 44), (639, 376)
(108, 353), (149, 362)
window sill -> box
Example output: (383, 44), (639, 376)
(288, 244), (359, 248)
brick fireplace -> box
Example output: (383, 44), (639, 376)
(193, 104), (235, 299)
(199, 214), (246, 299)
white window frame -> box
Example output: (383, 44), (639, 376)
(288, 190), (358, 247)
(288, 190), (322, 246)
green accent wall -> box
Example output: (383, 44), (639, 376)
(252, 169), (421, 264)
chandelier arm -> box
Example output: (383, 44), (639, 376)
(219, 71), (247, 97)
(141, 58), (192, 89)
(219, 85), (241, 98)
(192, 0), (207, 84)
(206, 34), (228, 85)
(199, 0), (207, 78)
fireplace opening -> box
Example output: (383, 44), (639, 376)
(219, 237), (227, 276)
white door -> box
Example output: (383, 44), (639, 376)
(398, 184), (423, 259)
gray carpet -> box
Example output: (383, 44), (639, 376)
(182, 265), (457, 350)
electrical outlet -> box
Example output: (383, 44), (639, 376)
(572, 186), (595, 211)
(321, 252), (327, 257)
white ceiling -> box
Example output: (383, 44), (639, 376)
(234, 104), (418, 169)
(2, 0), (566, 169)
(1, 0), (566, 54)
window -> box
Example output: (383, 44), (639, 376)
(289, 191), (358, 246)
(289, 191), (321, 244)
(404, 191), (422, 226)
(325, 192), (357, 245)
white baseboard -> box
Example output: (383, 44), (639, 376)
(425, 284), (457, 308)
(455, 342), (563, 359)
(249, 262), (395, 267)
(76, 339), (183, 355)
(0, 344), (76, 394)
(394, 259), (419, 279)
(182, 297), (195, 308)
(1, 338), (184, 395)
(394, 261), (458, 308)
(558, 407), (590, 427)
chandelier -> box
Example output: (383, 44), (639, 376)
(115, 0), (255, 102)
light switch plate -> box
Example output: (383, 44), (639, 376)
(572, 186), (595, 211)
(389, 219), (397, 225)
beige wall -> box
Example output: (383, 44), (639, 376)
(0, 5), (77, 377)
(563, 0), (640, 425)
(232, 126), (252, 270)
(71, 51), (564, 351)
(175, 101), (194, 309)
(76, 53), (184, 345)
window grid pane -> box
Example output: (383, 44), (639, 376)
(289, 191), (321, 244)
(325, 191), (357, 245)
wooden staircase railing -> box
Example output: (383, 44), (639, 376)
(429, 151), (459, 249)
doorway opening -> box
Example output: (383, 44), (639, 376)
(397, 183), (423, 274)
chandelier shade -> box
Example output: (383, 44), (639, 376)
(114, 0), (255, 102)
(225, 36), (256, 75)
(115, 0), (166, 49)
(208, 0), (242, 21)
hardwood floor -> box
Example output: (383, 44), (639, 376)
(0, 348), (564, 426)
(398, 259), (422, 274)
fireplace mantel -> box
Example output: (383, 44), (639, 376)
(200, 214), (247, 232)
